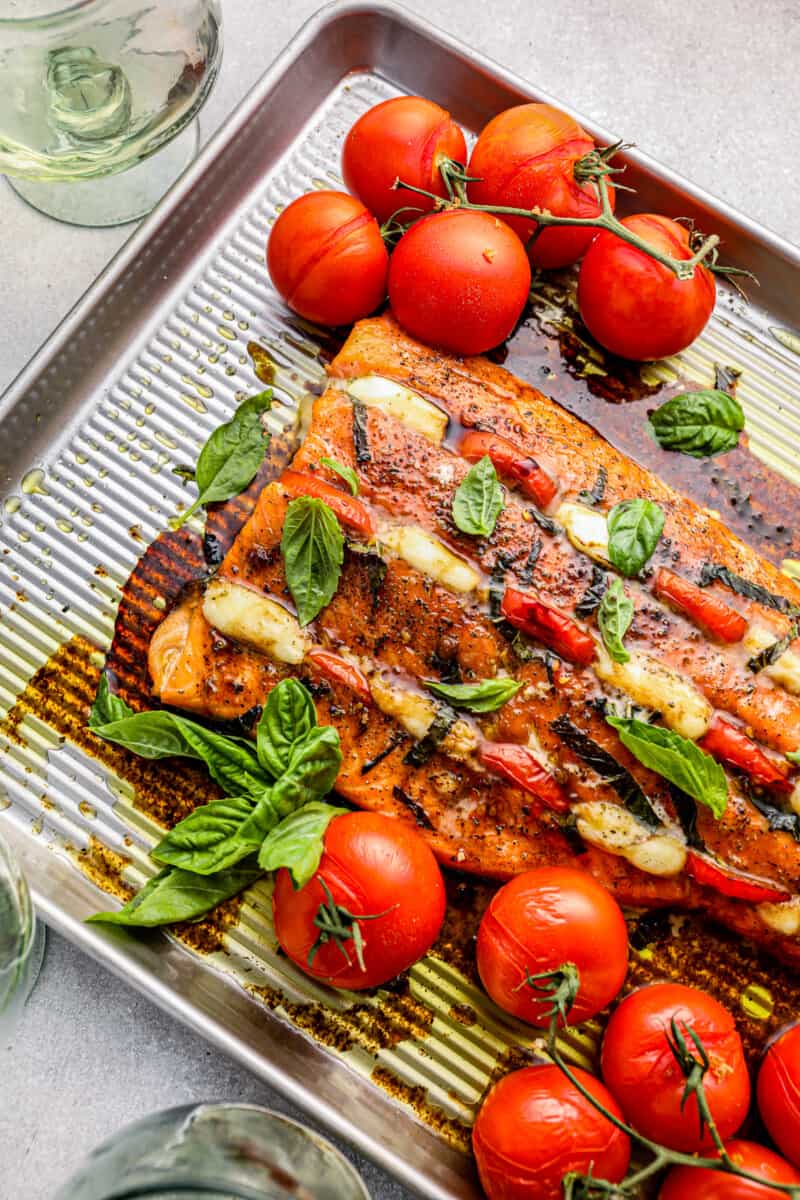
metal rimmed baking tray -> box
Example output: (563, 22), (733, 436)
(2, 4), (800, 1198)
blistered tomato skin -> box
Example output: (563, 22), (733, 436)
(658, 1139), (800, 1198)
(467, 102), (614, 269)
(577, 214), (716, 361)
(266, 190), (389, 326)
(476, 867), (629, 1027)
(472, 1064), (631, 1200)
(757, 1023), (800, 1167)
(601, 982), (750, 1153)
(342, 95), (467, 224)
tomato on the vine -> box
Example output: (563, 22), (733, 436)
(388, 209), (531, 355)
(601, 983), (750, 1153)
(266, 190), (388, 326)
(472, 1064), (631, 1200)
(577, 214), (716, 360)
(271, 811), (445, 990)
(467, 102), (615, 269)
(659, 1139), (800, 1198)
(476, 867), (628, 1027)
(757, 1023), (800, 1168)
(342, 95), (467, 224)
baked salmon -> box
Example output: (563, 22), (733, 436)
(148, 314), (800, 964)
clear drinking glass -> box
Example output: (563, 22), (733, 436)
(54, 1103), (371, 1200)
(0, 830), (45, 1041)
(0, 0), (222, 226)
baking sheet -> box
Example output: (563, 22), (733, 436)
(2, 4), (800, 1198)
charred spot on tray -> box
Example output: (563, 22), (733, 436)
(629, 909), (674, 951)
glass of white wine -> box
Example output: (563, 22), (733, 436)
(0, 0), (222, 226)
(0, 829), (44, 1042)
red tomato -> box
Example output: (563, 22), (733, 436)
(757, 1024), (800, 1168)
(472, 1064), (630, 1200)
(387, 209), (531, 355)
(601, 982), (750, 1153)
(476, 867), (628, 1027)
(342, 95), (467, 224)
(577, 214), (716, 360)
(266, 191), (388, 325)
(659, 1139), (800, 1198)
(467, 102), (615, 269)
(271, 812), (445, 990)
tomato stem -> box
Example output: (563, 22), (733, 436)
(308, 876), (397, 972)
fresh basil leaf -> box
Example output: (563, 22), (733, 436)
(452, 456), (503, 538)
(87, 861), (262, 928)
(256, 678), (317, 778)
(607, 499), (665, 577)
(598, 578), (634, 664)
(788, 750), (800, 766)
(648, 389), (744, 458)
(606, 716), (728, 818)
(88, 673), (134, 729)
(281, 496), (344, 625)
(151, 795), (269, 875)
(278, 725), (342, 812)
(172, 390), (272, 528)
(425, 676), (522, 713)
(258, 801), (346, 887)
(91, 709), (270, 798)
(321, 457), (359, 496)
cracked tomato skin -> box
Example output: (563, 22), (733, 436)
(473, 1064), (631, 1200)
(757, 1023), (800, 1168)
(476, 867), (628, 1027)
(271, 811), (445, 990)
(601, 982), (750, 1153)
(342, 95), (467, 224)
(658, 1139), (800, 1198)
(388, 209), (531, 355)
(266, 190), (388, 326)
(467, 102), (615, 269)
(577, 214), (716, 360)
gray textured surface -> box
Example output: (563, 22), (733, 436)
(1, 1), (798, 1197)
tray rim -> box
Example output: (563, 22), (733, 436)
(2, 3), (800, 1197)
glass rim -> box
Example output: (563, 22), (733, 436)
(0, 1), (105, 28)
(0, 829), (36, 964)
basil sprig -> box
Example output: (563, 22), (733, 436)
(425, 676), (522, 713)
(171, 390), (272, 528)
(86, 862), (263, 928)
(648, 389), (744, 458)
(321, 457), (359, 496)
(606, 715), (728, 818)
(453, 456), (503, 538)
(258, 801), (346, 887)
(607, 499), (665, 577)
(598, 578), (634, 664)
(281, 496), (344, 625)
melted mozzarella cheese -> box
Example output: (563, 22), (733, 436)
(380, 524), (479, 593)
(368, 673), (478, 757)
(203, 580), (309, 664)
(556, 501), (611, 565)
(574, 800), (686, 877)
(744, 625), (800, 696)
(758, 896), (800, 936)
(594, 644), (712, 740)
(346, 376), (448, 443)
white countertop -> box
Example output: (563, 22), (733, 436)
(2, 0), (798, 1196)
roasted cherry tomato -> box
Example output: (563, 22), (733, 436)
(659, 1139), (800, 1198)
(601, 982), (750, 1153)
(473, 1064), (631, 1200)
(459, 430), (557, 508)
(266, 191), (388, 326)
(342, 95), (467, 224)
(272, 811), (445, 990)
(387, 209), (531, 355)
(306, 649), (372, 706)
(578, 215), (716, 360)
(501, 587), (596, 666)
(477, 742), (569, 812)
(654, 567), (747, 644)
(686, 849), (790, 904)
(467, 102), (615, 269)
(699, 715), (793, 794)
(757, 1024), (800, 1168)
(476, 867), (628, 1026)
(280, 469), (375, 536)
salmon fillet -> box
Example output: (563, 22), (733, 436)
(148, 314), (800, 965)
